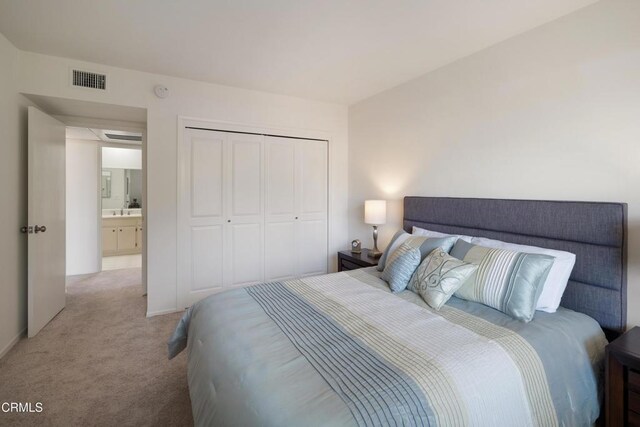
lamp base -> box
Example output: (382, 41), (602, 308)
(369, 225), (383, 259)
(368, 249), (383, 259)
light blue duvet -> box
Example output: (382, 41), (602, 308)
(169, 268), (607, 426)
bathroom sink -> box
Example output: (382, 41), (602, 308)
(102, 208), (142, 218)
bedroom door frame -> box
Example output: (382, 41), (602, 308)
(176, 116), (334, 308)
(58, 115), (148, 293)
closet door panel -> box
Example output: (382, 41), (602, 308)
(229, 136), (262, 218)
(299, 140), (327, 217)
(297, 140), (328, 276)
(265, 137), (297, 280)
(191, 225), (224, 291)
(265, 140), (296, 216)
(265, 221), (296, 281)
(191, 136), (224, 218)
(228, 222), (263, 286)
(179, 129), (227, 308)
(225, 133), (264, 286)
(297, 219), (328, 276)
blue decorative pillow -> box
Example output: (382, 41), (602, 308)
(377, 230), (457, 272)
(408, 248), (478, 310)
(381, 241), (422, 293)
(451, 240), (554, 322)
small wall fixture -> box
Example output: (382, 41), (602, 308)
(364, 200), (386, 258)
(154, 85), (169, 99)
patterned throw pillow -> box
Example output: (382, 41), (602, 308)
(408, 248), (478, 310)
(451, 240), (554, 322)
(381, 241), (422, 293)
(377, 230), (457, 272)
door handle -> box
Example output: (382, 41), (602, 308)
(34, 225), (46, 234)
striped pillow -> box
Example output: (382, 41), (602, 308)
(377, 230), (457, 272)
(451, 240), (554, 322)
(381, 241), (422, 293)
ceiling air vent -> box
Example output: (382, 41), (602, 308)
(105, 133), (142, 142)
(71, 69), (106, 90)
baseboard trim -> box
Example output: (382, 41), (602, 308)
(146, 308), (181, 318)
(0, 328), (26, 359)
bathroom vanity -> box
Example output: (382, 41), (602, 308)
(102, 209), (143, 256)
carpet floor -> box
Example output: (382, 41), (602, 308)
(0, 268), (193, 426)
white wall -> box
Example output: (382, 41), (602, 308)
(66, 139), (100, 276)
(0, 34), (34, 357)
(349, 0), (640, 327)
(102, 146), (142, 170)
(16, 48), (349, 316)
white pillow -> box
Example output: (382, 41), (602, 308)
(412, 226), (473, 243)
(470, 237), (576, 313)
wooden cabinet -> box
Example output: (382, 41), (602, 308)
(178, 128), (328, 308)
(606, 327), (640, 427)
(102, 217), (143, 256)
(102, 227), (118, 252)
(118, 226), (137, 251)
(136, 224), (143, 249)
(338, 249), (379, 272)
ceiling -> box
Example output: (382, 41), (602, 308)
(0, 0), (597, 104)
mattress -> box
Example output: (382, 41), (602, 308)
(169, 267), (607, 426)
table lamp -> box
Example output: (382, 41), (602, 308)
(364, 200), (386, 258)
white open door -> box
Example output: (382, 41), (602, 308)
(27, 107), (66, 337)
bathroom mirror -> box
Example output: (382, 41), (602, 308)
(101, 168), (142, 209)
(101, 171), (111, 198)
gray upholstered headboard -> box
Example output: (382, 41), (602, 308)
(403, 196), (627, 337)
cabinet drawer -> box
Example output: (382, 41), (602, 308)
(630, 410), (640, 427)
(630, 369), (640, 391)
(630, 390), (640, 414)
(340, 259), (364, 271)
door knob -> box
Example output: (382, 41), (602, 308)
(34, 225), (46, 234)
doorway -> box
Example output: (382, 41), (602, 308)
(23, 95), (147, 337)
(99, 142), (143, 272)
(66, 126), (145, 277)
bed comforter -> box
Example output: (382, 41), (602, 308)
(169, 268), (607, 427)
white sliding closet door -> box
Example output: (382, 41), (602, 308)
(226, 133), (264, 287)
(264, 137), (328, 280)
(179, 129), (264, 306)
(180, 129), (226, 306)
(265, 138), (297, 281)
(179, 126), (327, 308)
(297, 140), (328, 276)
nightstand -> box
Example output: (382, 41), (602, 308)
(338, 249), (379, 272)
(606, 326), (640, 427)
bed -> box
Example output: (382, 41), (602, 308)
(169, 197), (627, 426)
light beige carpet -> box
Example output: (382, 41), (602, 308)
(0, 268), (193, 426)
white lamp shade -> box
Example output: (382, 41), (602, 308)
(364, 200), (387, 225)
